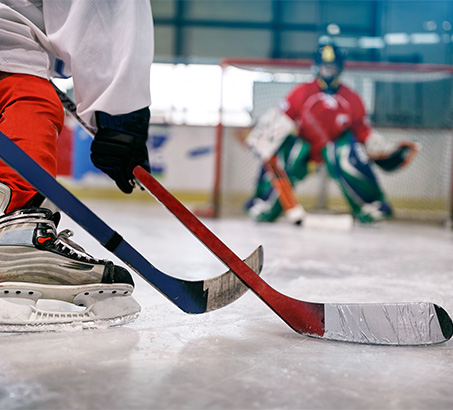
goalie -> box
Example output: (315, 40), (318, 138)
(245, 39), (419, 224)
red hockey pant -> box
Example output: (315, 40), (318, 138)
(0, 73), (64, 213)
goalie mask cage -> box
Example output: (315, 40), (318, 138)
(209, 57), (453, 224)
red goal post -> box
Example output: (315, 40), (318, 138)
(206, 57), (453, 224)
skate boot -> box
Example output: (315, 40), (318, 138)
(0, 207), (141, 331)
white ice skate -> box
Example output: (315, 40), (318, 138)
(0, 206), (140, 331)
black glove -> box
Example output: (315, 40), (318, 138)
(373, 143), (418, 172)
(91, 107), (150, 193)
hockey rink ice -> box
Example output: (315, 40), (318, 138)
(0, 199), (453, 410)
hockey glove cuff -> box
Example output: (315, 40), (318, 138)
(91, 107), (150, 193)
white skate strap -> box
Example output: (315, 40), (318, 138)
(0, 282), (140, 331)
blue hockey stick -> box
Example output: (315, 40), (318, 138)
(0, 131), (263, 314)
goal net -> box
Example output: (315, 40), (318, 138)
(210, 58), (453, 224)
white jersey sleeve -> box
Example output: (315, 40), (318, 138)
(0, 0), (153, 130)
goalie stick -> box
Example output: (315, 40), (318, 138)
(134, 166), (453, 346)
(0, 131), (263, 314)
(264, 155), (306, 225)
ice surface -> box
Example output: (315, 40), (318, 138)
(0, 199), (452, 409)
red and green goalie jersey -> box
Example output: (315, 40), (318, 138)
(281, 79), (373, 162)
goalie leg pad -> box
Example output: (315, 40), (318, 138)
(356, 201), (393, 224)
(283, 136), (311, 182)
(246, 194), (283, 223)
(245, 136), (310, 222)
(324, 132), (392, 223)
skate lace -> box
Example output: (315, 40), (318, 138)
(53, 229), (106, 263)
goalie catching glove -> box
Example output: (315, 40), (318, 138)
(365, 131), (420, 172)
(91, 107), (151, 193)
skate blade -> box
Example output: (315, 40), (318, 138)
(0, 286), (141, 332)
(0, 310), (140, 333)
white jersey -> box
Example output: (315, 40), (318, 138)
(0, 0), (153, 129)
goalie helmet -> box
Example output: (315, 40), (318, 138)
(313, 39), (345, 93)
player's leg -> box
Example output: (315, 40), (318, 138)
(0, 74), (62, 211)
(323, 131), (392, 223)
(0, 74), (140, 329)
(245, 135), (310, 222)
